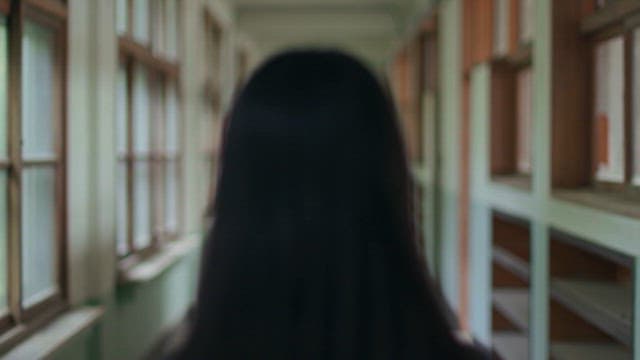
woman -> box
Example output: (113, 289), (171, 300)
(177, 50), (486, 359)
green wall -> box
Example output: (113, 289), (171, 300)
(51, 250), (200, 360)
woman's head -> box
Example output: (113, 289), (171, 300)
(215, 50), (408, 225)
(182, 50), (471, 359)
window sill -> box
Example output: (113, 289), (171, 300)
(491, 174), (532, 192)
(118, 234), (202, 285)
(2, 306), (104, 359)
(554, 188), (640, 219)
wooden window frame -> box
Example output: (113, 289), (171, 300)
(0, 0), (69, 350)
(580, 3), (640, 196)
(489, 0), (534, 183)
(117, 0), (183, 261)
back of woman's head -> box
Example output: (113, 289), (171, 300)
(180, 50), (479, 359)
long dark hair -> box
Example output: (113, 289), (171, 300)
(179, 50), (479, 359)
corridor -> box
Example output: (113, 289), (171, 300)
(0, 0), (636, 359)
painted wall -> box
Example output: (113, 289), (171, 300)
(51, 252), (199, 360)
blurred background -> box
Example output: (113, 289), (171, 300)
(0, 0), (637, 359)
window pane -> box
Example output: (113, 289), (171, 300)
(519, 0), (535, 43)
(152, 162), (165, 235)
(116, 0), (129, 35)
(116, 162), (128, 255)
(22, 167), (57, 307)
(152, 79), (165, 153)
(0, 172), (7, 311)
(635, 29), (640, 184)
(133, 64), (150, 154)
(493, 0), (509, 57)
(165, 161), (178, 232)
(0, 17), (7, 159)
(205, 25), (222, 88)
(236, 50), (249, 87)
(166, 0), (178, 58)
(116, 64), (128, 155)
(595, 36), (625, 183)
(133, 0), (150, 44)
(152, 0), (165, 53)
(200, 117), (215, 155)
(516, 67), (533, 174)
(22, 22), (56, 158)
(134, 162), (151, 249)
(201, 158), (214, 213)
(166, 82), (179, 154)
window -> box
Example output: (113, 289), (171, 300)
(550, 1), (640, 215)
(116, 0), (182, 258)
(516, 67), (533, 174)
(583, 2), (640, 190)
(390, 18), (440, 263)
(518, 0), (535, 44)
(594, 35), (625, 183)
(0, 0), (67, 337)
(490, 0), (534, 182)
(494, 0), (535, 58)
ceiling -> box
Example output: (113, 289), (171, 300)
(231, 0), (409, 67)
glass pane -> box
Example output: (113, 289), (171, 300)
(236, 50), (249, 87)
(134, 162), (151, 249)
(0, 172), (8, 311)
(595, 36), (625, 183)
(152, 161), (165, 235)
(133, 64), (151, 154)
(166, 82), (179, 154)
(493, 0), (509, 57)
(635, 29), (640, 184)
(201, 159), (214, 213)
(116, 162), (128, 255)
(133, 0), (150, 44)
(166, 0), (178, 58)
(152, 0), (165, 53)
(116, 0), (129, 35)
(205, 26), (222, 85)
(516, 67), (533, 174)
(165, 161), (178, 232)
(116, 64), (128, 155)
(519, 0), (535, 43)
(0, 17), (7, 159)
(152, 79), (165, 153)
(22, 21), (56, 158)
(200, 117), (215, 154)
(22, 167), (57, 307)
